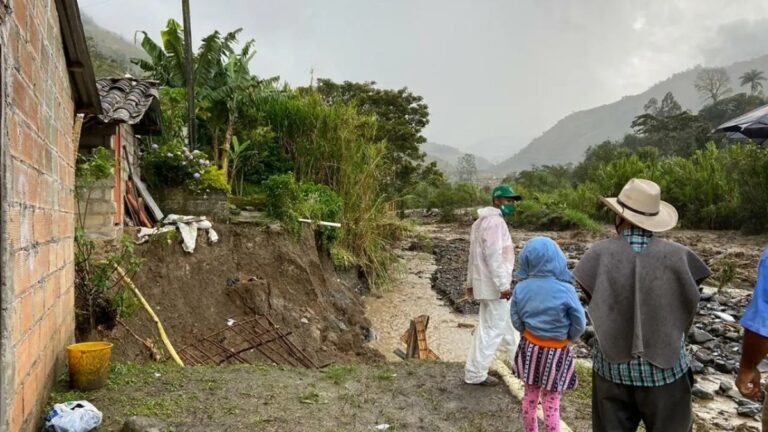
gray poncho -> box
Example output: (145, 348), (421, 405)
(573, 237), (711, 368)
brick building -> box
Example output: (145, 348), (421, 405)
(0, 0), (100, 430)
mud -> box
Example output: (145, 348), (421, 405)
(103, 224), (383, 366)
(365, 247), (476, 362)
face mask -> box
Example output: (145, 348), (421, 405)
(500, 203), (516, 217)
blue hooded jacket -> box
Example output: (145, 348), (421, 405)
(511, 236), (587, 341)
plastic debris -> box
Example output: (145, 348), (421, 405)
(44, 401), (102, 432)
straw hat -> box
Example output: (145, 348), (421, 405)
(601, 178), (678, 232)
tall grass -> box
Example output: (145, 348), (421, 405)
(257, 93), (399, 289)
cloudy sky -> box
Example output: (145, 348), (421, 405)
(80, 0), (768, 160)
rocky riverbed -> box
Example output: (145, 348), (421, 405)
(426, 222), (767, 430)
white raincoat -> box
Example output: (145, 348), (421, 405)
(464, 207), (520, 384)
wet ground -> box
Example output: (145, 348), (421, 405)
(49, 361), (524, 432)
(365, 248), (475, 362)
(383, 222), (767, 431)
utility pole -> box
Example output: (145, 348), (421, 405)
(182, 0), (197, 150)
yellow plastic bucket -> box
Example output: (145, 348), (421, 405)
(67, 342), (113, 391)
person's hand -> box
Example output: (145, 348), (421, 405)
(500, 289), (512, 300)
(736, 366), (762, 400)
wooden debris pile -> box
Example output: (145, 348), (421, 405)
(394, 315), (440, 360)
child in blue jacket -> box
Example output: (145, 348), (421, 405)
(511, 236), (586, 432)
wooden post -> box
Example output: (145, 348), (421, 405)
(181, 0), (197, 150)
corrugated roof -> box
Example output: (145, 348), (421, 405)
(55, 0), (101, 114)
(95, 78), (161, 132)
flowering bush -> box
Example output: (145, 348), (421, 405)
(141, 142), (229, 194)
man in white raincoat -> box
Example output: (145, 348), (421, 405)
(464, 184), (522, 386)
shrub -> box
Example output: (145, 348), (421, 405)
(141, 142), (229, 194)
(264, 173), (344, 246)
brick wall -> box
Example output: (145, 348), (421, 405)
(2, 0), (78, 430)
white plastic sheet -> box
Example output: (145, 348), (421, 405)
(44, 401), (102, 432)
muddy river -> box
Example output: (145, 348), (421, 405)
(365, 247), (475, 362)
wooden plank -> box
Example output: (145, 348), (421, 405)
(414, 316), (430, 360)
(132, 172), (164, 221)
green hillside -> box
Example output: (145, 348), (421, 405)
(82, 14), (146, 78)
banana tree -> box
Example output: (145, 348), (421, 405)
(199, 40), (279, 178)
(228, 136), (254, 196)
(132, 19), (242, 88)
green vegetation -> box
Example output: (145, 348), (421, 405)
(117, 19), (454, 288)
(74, 149), (143, 337)
(504, 88), (768, 233)
(323, 366), (358, 385)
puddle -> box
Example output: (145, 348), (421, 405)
(365, 248), (475, 362)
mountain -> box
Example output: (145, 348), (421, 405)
(422, 142), (494, 176)
(463, 135), (528, 163)
(495, 54), (768, 175)
(82, 14), (147, 78)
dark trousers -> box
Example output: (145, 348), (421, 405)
(592, 369), (694, 432)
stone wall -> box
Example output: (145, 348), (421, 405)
(1, 0), (78, 430)
(155, 187), (229, 222)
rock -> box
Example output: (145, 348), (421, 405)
(700, 291), (715, 301)
(692, 385), (715, 400)
(735, 398), (757, 407)
(725, 332), (741, 341)
(734, 424), (760, 432)
(695, 349), (714, 365)
(718, 380), (735, 394)
(690, 328), (716, 344)
(737, 404), (762, 418)
(121, 417), (168, 432)
(758, 359), (768, 373)
(715, 360), (737, 374)
(691, 359), (705, 374)
(713, 311), (737, 323)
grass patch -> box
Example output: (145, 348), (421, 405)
(374, 369), (397, 382)
(299, 388), (324, 404)
(569, 362), (592, 405)
(126, 398), (179, 418)
(323, 365), (357, 385)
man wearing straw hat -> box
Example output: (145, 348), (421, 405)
(573, 178), (711, 432)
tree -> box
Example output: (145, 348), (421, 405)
(630, 111), (712, 156)
(643, 97), (659, 115)
(739, 69), (766, 95)
(198, 40), (279, 179)
(132, 19), (241, 89)
(695, 67), (732, 104)
(657, 92), (683, 118)
(642, 92), (682, 118)
(314, 79), (430, 197)
(457, 154), (478, 183)
(698, 93), (766, 127)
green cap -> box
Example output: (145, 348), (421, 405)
(492, 184), (521, 200)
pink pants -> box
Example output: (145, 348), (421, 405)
(522, 384), (561, 432)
